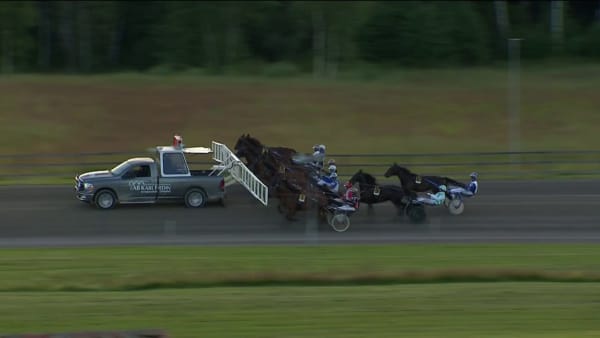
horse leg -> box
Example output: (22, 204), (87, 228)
(285, 212), (296, 221)
(285, 202), (297, 221)
(367, 203), (374, 216)
(316, 207), (326, 224)
(400, 190), (412, 205)
(394, 202), (405, 217)
(316, 206), (331, 230)
(277, 194), (296, 221)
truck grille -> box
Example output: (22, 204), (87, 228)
(75, 177), (84, 191)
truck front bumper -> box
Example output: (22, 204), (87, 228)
(75, 190), (94, 203)
(75, 177), (95, 203)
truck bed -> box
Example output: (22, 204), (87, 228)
(190, 169), (216, 176)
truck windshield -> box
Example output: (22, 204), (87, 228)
(110, 160), (131, 176)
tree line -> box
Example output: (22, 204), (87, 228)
(1, 1), (599, 76)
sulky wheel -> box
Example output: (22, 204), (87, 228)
(406, 204), (426, 224)
(328, 212), (350, 232)
(447, 199), (465, 215)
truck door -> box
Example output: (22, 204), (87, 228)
(118, 164), (157, 203)
(157, 152), (190, 200)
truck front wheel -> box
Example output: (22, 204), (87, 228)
(185, 188), (207, 208)
(94, 190), (117, 210)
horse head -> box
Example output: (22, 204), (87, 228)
(234, 134), (262, 161)
(244, 134), (263, 148)
(351, 170), (377, 185)
(234, 134), (248, 157)
(362, 172), (377, 185)
(383, 163), (399, 178)
(349, 170), (364, 185)
(384, 163), (411, 178)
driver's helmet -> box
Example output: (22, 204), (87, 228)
(313, 144), (319, 152)
(328, 164), (337, 174)
(319, 144), (326, 152)
(470, 172), (478, 180)
(438, 185), (447, 192)
(344, 181), (352, 189)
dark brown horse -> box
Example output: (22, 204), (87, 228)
(234, 133), (321, 194)
(278, 156), (339, 218)
(234, 134), (297, 168)
(233, 134), (333, 222)
(349, 170), (409, 215)
(273, 172), (330, 222)
(235, 146), (277, 189)
(383, 163), (465, 197)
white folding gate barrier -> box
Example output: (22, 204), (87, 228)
(211, 141), (268, 206)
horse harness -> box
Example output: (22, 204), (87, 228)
(353, 180), (381, 197)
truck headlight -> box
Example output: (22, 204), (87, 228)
(83, 182), (94, 191)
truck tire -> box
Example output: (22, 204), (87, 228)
(94, 190), (117, 210)
(185, 188), (207, 208)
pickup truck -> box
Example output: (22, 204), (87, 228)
(75, 145), (225, 209)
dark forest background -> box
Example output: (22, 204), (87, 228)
(1, 1), (599, 76)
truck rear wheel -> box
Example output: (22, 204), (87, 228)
(94, 190), (117, 210)
(185, 188), (207, 208)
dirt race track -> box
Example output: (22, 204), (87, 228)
(1, 180), (599, 247)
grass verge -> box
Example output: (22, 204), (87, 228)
(2, 66), (600, 156)
(1, 244), (599, 291)
(2, 283), (600, 338)
(1, 244), (600, 337)
(2, 66), (600, 184)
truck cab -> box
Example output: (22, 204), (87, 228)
(75, 136), (225, 209)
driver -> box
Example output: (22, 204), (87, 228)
(417, 185), (447, 205)
(326, 159), (336, 173)
(312, 144), (326, 170)
(343, 181), (359, 209)
(317, 163), (339, 194)
(449, 172), (479, 197)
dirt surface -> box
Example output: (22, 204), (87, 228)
(1, 180), (599, 247)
